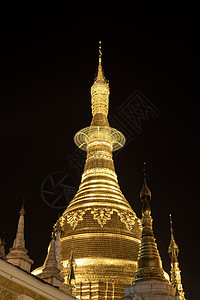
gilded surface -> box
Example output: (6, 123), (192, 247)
(136, 266), (165, 279)
(90, 207), (114, 227)
(66, 209), (86, 229)
(63, 207), (140, 230)
(59, 43), (142, 299)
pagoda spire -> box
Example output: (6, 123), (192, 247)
(6, 200), (33, 272)
(13, 202), (25, 249)
(90, 41), (110, 122)
(168, 214), (186, 299)
(39, 232), (64, 289)
(135, 163), (166, 282)
(140, 162), (151, 198)
(94, 40), (108, 84)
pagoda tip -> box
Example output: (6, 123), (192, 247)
(143, 162), (147, 176)
(140, 162), (151, 199)
(20, 196), (25, 215)
(99, 41), (102, 61)
(169, 214), (173, 232)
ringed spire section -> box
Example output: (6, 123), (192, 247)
(91, 40), (110, 116)
(74, 126), (126, 152)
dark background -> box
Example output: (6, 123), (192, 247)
(0, 3), (199, 299)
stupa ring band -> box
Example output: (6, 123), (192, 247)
(74, 126), (126, 152)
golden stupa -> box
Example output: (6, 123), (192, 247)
(58, 42), (142, 299)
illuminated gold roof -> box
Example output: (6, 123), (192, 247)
(58, 42), (142, 299)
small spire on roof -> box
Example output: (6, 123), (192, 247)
(168, 214), (179, 259)
(38, 232), (64, 289)
(168, 214), (186, 299)
(6, 198), (33, 272)
(140, 163), (151, 199)
(99, 40), (102, 62)
(135, 164), (166, 282)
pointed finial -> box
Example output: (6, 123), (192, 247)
(168, 215), (185, 298)
(140, 162), (151, 198)
(168, 214), (179, 261)
(143, 162), (148, 184)
(93, 41), (107, 84)
(20, 196), (25, 215)
(169, 214), (175, 237)
(99, 40), (102, 62)
(143, 162), (146, 176)
(169, 213), (173, 234)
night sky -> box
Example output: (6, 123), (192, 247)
(0, 4), (199, 299)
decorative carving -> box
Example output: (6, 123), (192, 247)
(137, 218), (142, 230)
(64, 207), (140, 230)
(66, 210), (86, 229)
(142, 214), (153, 229)
(117, 210), (137, 231)
(142, 226), (154, 237)
(0, 274), (47, 300)
(135, 267), (165, 279)
(90, 208), (114, 227)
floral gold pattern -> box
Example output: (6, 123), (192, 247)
(90, 207), (114, 227)
(66, 210), (86, 230)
